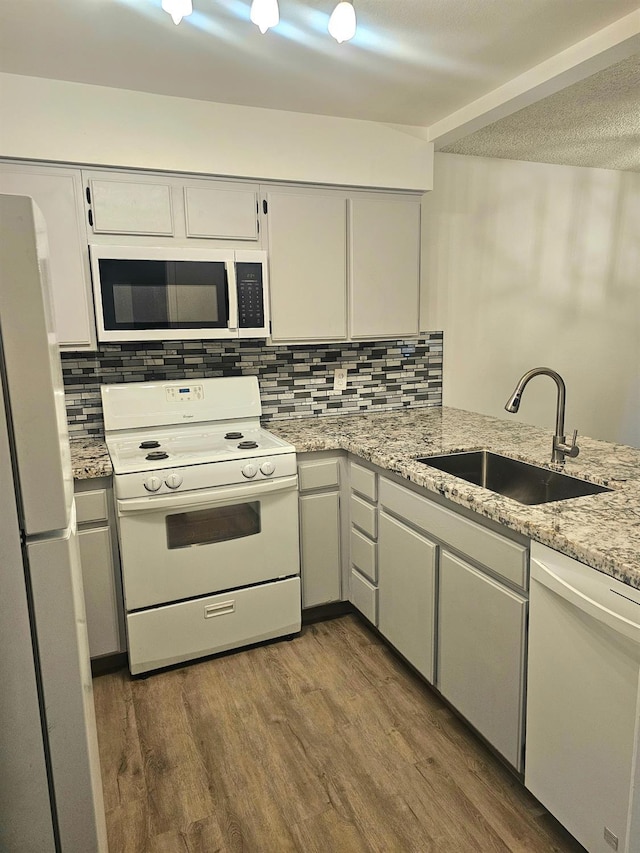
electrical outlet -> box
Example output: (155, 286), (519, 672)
(332, 368), (348, 393)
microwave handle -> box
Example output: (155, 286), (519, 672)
(227, 260), (238, 330)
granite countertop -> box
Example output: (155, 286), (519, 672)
(70, 437), (112, 479)
(69, 406), (640, 588)
(267, 407), (640, 590)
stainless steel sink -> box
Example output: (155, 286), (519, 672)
(416, 451), (612, 505)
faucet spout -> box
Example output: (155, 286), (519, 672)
(504, 368), (579, 465)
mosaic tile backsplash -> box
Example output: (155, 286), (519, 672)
(61, 334), (443, 436)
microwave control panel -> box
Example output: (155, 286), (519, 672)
(236, 263), (265, 329)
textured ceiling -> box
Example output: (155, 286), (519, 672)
(0, 0), (638, 126)
(440, 54), (640, 171)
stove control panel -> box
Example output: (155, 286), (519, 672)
(165, 384), (203, 403)
(115, 453), (297, 500)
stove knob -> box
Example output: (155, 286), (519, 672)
(165, 473), (183, 490)
(242, 463), (258, 479)
(144, 476), (162, 492)
(260, 460), (275, 476)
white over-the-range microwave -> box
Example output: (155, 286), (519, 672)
(89, 245), (269, 342)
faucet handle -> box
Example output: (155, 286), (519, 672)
(567, 429), (580, 458)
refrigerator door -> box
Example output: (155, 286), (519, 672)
(27, 514), (108, 853)
(0, 375), (56, 853)
(0, 194), (73, 534)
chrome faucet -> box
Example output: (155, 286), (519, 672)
(505, 367), (579, 465)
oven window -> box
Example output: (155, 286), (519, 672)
(98, 259), (229, 330)
(166, 502), (261, 549)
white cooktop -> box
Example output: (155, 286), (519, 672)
(101, 376), (295, 476)
(106, 421), (294, 475)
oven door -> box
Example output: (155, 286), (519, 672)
(117, 475), (300, 611)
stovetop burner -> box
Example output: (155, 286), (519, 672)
(140, 440), (160, 449)
(238, 440), (259, 450)
(224, 431), (243, 440)
(146, 451), (169, 461)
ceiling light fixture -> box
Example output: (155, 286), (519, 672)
(328, 0), (356, 43)
(161, 0), (193, 26)
(250, 0), (280, 34)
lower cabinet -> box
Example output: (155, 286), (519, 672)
(298, 455), (342, 608)
(438, 550), (527, 771)
(300, 453), (530, 772)
(378, 511), (437, 683)
(75, 479), (125, 659)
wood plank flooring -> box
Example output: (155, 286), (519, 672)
(93, 615), (585, 852)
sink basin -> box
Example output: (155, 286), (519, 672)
(416, 451), (612, 505)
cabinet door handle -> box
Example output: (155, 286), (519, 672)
(204, 600), (235, 618)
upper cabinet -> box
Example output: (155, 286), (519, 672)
(266, 190), (348, 342)
(349, 196), (420, 339)
(84, 170), (261, 246)
(264, 186), (421, 343)
(184, 186), (259, 241)
(89, 177), (174, 236)
(0, 162), (96, 350)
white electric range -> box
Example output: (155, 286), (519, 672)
(102, 376), (301, 675)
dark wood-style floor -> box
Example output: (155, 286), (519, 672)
(93, 615), (584, 852)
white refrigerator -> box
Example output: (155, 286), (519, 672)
(0, 194), (107, 852)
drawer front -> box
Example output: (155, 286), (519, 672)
(380, 478), (527, 588)
(127, 577), (301, 675)
(298, 459), (340, 492)
(350, 494), (377, 539)
(350, 462), (377, 502)
(350, 527), (377, 583)
(75, 489), (109, 525)
(350, 569), (378, 626)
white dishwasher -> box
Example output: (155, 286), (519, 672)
(526, 542), (640, 853)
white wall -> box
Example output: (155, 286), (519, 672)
(421, 153), (640, 448)
(0, 73), (433, 191)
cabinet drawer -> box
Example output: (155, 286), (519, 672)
(350, 462), (377, 502)
(75, 489), (109, 525)
(350, 494), (377, 539)
(298, 459), (340, 492)
(350, 569), (378, 626)
(127, 577), (301, 675)
(380, 478), (527, 589)
(350, 527), (377, 583)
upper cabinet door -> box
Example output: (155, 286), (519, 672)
(349, 196), (420, 339)
(0, 164), (95, 350)
(184, 186), (258, 241)
(89, 178), (174, 236)
(266, 191), (347, 342)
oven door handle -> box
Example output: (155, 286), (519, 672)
(117, 474), (299, 515)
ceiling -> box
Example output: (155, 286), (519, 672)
(0, 0), (638, 128)
(441, 53), (640, 171)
